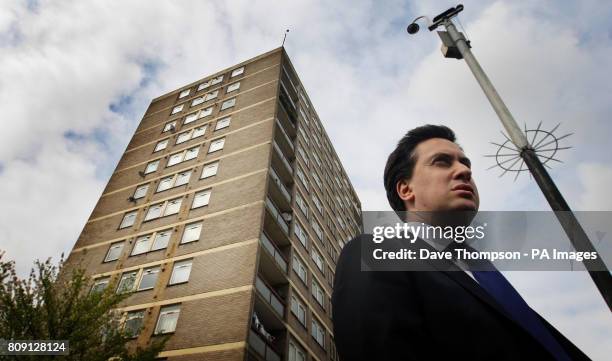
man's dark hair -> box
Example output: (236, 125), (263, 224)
(383, 124), (457, 211)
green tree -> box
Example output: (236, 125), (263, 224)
(0, 252), (167, 361)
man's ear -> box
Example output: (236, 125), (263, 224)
(396, 179), (415, 206)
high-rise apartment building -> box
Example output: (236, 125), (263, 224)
(64, 48), (362, 361)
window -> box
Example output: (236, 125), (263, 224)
(204, 90), (218, 101)
(154, 139), (168, 152)
(144, 198), (182, 221)
(226, 82), (240, 93)
(174, 171), (191, 187)
(215, 117), (231, 131)
(311, 247), (324, 273)
(210, 75), (223, 85)
(312, 193), (323, 214)
(220, 98), (235, 110)
(290, 295), (307, 326)
(298, 127), (309, 145)
(119, 211), (137, 229)
(296, 168), (308, 191)
(288, 342), (306, 361)
(208, 138), (225, 153)
(133, 184), (149, 199)
(163, 121), (176, 133)
(192, 125), (207, 138)
(132, 235), (151, 255)
(152, 230), (171, 250)
(178, 89), (190, 98)
(231, 67), (244, 77)
(192, 189), (211, 209)
(201, 162), (219, 179)
(199, 106), (213, 118)
(155, 304), (181, 334)
(169, 259), (193, 284)
(176, 131), (191, 144)
(312, 220), (323, 241)
(312, 279), (325, 307)
(104, 242), (125, 262)
(117, 271), (138, 293)
(181, 222), (202, 244)
(124, 310), (145, 337)
(144, 160), (159, 174)
(171, 104), (184, 114)
(91, 277), (110, 294)
(297, 146), (308, 167)
(191, 97), (204, 106)
(157, 170), (191, 192)
(183, 112), (198, 125)
(296, 193), (308, 219)
(294, 222), (308, 248)
(137, 266), (160, 291)
(312, 171), (322, 189)
(292, 254), (307, 284)
(312, 319), (325, 348)
(197, 80), (210, 91)
(167, 146), (200, 167)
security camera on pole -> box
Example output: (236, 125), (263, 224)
(406, 4), (612, 310)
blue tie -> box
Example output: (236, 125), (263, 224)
(472, 269), (572, 361)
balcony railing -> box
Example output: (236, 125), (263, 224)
(260, 233), (288, 272)
(265, 197), (289, 234)
(273, 142), (293, 175)
(255, 276), (285, 317)
(275, 118), (294, 151)
(269, 167), (291, 203)
(249, 329), (281, 361)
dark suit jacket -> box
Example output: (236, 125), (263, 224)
(331, 234), (591, 361)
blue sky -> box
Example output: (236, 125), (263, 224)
(0, 0), (611, 358)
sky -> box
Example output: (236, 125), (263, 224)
(0, 0), (611, 358)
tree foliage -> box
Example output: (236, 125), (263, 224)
(0, 252), (167, 361)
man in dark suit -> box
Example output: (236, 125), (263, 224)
(331, 125), (590, 360)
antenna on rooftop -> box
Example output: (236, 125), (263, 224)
(282, 29), (290, 46)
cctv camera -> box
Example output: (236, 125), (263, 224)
(407, 23), (420, 34)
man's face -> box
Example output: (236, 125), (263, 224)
(399, 138), (479, 212)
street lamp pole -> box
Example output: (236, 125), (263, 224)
(408, 4), (611, 310)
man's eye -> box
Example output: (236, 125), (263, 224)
(433, 159), (451, 166)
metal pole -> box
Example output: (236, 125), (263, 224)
(442, 19), (612, 310)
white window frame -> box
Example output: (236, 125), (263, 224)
(169, 259), (193, 285)
(178, 89), (190, 99)
(292, 254), (307, 284)
(163, 121), (176, 133)
(204, 89), (219, 101)
(91, 277), (110, 294)
(215, 117), (231, 131)
(144, 198), (182, 221)
(166, 146), (200, 167)
(133, 184), (149, 199)
(199, 106), (213, 118)
(290, 295), (307, 326)
(311, 319), (325, 348)
(296, 168), (308, 191)
(294, 221), (308, 248)
(226, 82), (240, 93)
(117, 271), (138, 293)
(191, 189), (211, 209)
(191, 96), (204, 107)
(119, 211), (137, 229)
(157, 171), (192, 192)
(231, 67), (244, 77)
(197, 80), (211, 91)
(312, 279), (325, 307)
(154, 139), (169, 153)
(136, 266), (160, 291)
(183, 112), (198, 125)
(311, 247), (324, 273)
(296, 193), (308, 219)
(155, 304), (181, 334)
(201, 161), (219, 179)
(208, 138), (225, 153)
(220, 98), (236, 110)
(210, 75), (223, 85)
(288, 342), (307, 361)
(171, 104), (184, 114)
(104, 241), (125, 262)
(144, 160), (159, 174)
(181, 222), (202, 244)
(124, 310), (145, 337)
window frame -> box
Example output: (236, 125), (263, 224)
(181, 222), (203, 244)
(154, 304), (181, 335)
(169, 259), (193, 285)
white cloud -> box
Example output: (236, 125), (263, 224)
(577, 163), (612, 211)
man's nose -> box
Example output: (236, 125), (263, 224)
(453, 162), (472, 182)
